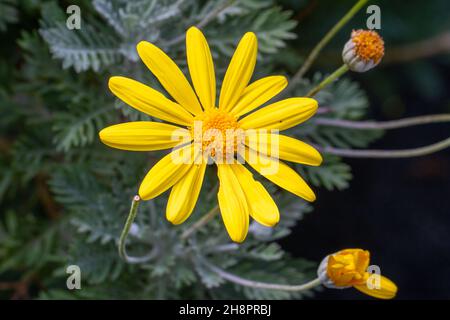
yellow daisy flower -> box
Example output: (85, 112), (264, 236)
(99, 27), (322, 243)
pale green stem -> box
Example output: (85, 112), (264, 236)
(196, 0), (236, 29)
(164, 0), (237, 46)
(316, 136), (450, 158)
(315, 114), (450, 129)
(181, 205), (220, 240)
(307, 64), (349, 97)
(203, 259), (322, 292)
(118, 195), (158, 264)
(290, 0), (369, 85)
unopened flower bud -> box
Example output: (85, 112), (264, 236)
(342, 29), (385, 72)
(317, 248), (397, 299)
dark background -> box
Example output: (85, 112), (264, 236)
(280, 0), (450, 299)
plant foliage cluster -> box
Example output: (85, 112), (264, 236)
(0, 0), (383, 299)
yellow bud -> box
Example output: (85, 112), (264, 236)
(317, 248), (398, 299)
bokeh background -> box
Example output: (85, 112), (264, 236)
(1, 0), (449, 299)
(280, 0), (450, 299)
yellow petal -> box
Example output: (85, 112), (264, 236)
(239, 98), (318, 131)
(166, 162), (206, 225)
(137, 41), (202, 115)
(230, 164), (279, 227)
(219, 32), (257, 112)
(109, 76), (194, 126)
(99, 121), (191, 151)
(217, 164), (249, 242)
(186, 27), (216, 110)
(245, 132), (322, 166)
(354, 276), (398, 299)
(138, 145), (194, 200)
(230, 76), (287, 117)
(243, 147), (316, 202)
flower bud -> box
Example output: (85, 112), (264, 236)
(342, 29), (385, 72)
(317, 248), (398, 299)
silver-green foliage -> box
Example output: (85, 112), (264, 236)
(0, 0), (385, 300)
(40, 0), (298, 73)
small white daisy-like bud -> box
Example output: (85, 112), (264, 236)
(342, 29), (385, 72)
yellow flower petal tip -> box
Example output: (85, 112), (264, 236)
(317, 248), (398, 299)
(354, 275), (398, 299)
(187, 26), (200, 34)
(217, 165), (249, 243)
(219, 31), (258, 112)
(136, 40), (149, 52)
(244, 31), (257, 39)
(99, 26), (321, 242)
(316, 153), (323, 166)
(307, 192), (316, 202)
(99, 122), (191, 152)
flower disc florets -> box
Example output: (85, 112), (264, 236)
(342, 29), (385, 72)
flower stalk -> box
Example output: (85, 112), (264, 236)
(181, 205), (220, 240)
(316, 136), (450, 158)
(290, 0), (369, 86)
(203, 259), (322, 292)
(314, 113), (450, 129)
(306, 64), (349, 97)
(118, 195), (158, 264)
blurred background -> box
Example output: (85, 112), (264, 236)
(0, 0), (449, 299)
(280, 0), (450, 299)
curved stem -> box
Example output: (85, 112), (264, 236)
(204, 243), (240, 254)
(384, 31), (450, 64)
(307, 64), (349, 97)
(203, 259), (322, 292)
(316, 137), (450, 158)
(289, 0), (369, 85)
(118, 195), (158, 264)
(317, 107), (332, 114)
(197, 0), (236, 29)
(315, 114), (450, 129)
(181, 205), (220, 240)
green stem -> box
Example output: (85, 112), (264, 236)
(290, 0), (369, 84)
(181, 205), (220, 240)
(315, 114), (450, 129)
(203, 259), (322, 292)
(307, 64), (349, 97)
(197, 0), (236, 29)
(118, 195), (158, 264)
(316, 136), (450, 158)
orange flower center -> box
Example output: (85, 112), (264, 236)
(351, 30), (385, 63)
(192, 109), (243, 160)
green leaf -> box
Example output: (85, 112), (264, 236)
(0, 0), (18, 32)
(39, 3), (122, 72)
(298, 155), (352, 191)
